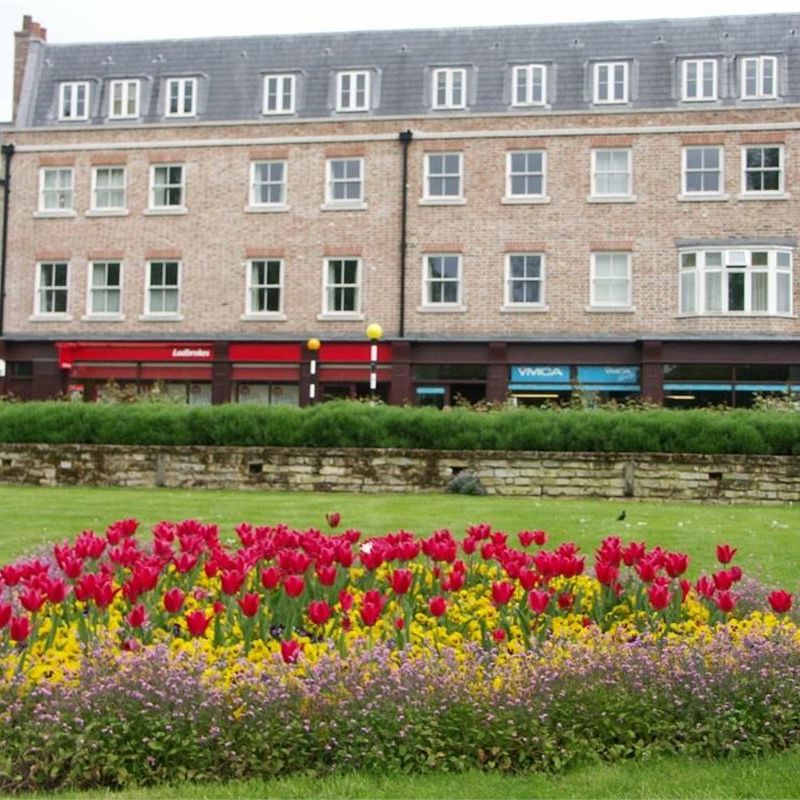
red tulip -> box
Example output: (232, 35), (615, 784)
(93, 582), (118, 609)
(280, 639), (302, 664)
(664, 552), (689, 579)
(10, 615), (31, 643)
(186, 610), (211, 637)
(174, 552), (198, 574)
(126, 604), (147, 628)
(163, 587), (185, 614)
(648, 582), (671, 611)
(462, 537), (477, 555)
(696, 575), (715, 598)
(394, 617), (405, 630)
(390, 569), (413, 596)
(594, 561), (619, 586)
(768, 590), (793, 614)
(557, 592), (574, 610)
(715, 591), (736, 614)
(729, 566), (743, 582)
(492, 628), (506, 642)
(491, 581), (515, 606)
(0, 564), (21, 587)
(283, 575), (305, 598)
(443, 569), (465, 592)
(46, 578), (68, 604)
(20, 587), (46, 613)
(713, 570), (734, 591)
(528, 589), (550, 614)
(716, 544), (737, 564)
(519, 568), (538, 591)
(325, 512), (341, 529)
(428, 595), (447, 618)
(261, 566), (281, 590)
(621, 541), (646, 566)
(213, 601), (225, 615)
(237, 592), (260, 618)
(220, 569), (245, 596)
(0, 602), (11, 628)
(316, 564), (338, 586)
(635, 559), (658, 583)
(307, 600), (332, 626)
(360, 602), (382, 627)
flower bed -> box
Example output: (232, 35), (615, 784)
(0, 517), (798, 791)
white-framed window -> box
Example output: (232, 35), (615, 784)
(424, 153), (463, 199)
(149, 165), (185, 209)
(591, 252), (631, 307)
(59, 82), (89, 120)
(108, 79), (140, 118)
(246, 259), (283, 314)
(432, 68), (466, 109)
(679, 249), (792, 315)
(36, 262), (69, 315)
(591, 149), (632, 197)
(506, 151), (546, 198)
(505, 254), (545, 306)
(146, 261), (180, 315)
(88, 261), (122, 316)
(742, 146), (783, 194)
(681, 59), (718, 101)
(512, 64), (547, 106)
(336, 70), (370, 111)
(593, 62), (628, 104)
(39, 167), (74, 212)
(165, 77), (197, 117)
(326, 158), (364, 204)
(682, 146), (723, 195)
(262, 74), (295, 114)
(423, 254), (461, 306)
(250, 161), (287, 207)
(741, 56), (777, 99)
(324, 258), (361, 313)
(91, 167), (127, 211)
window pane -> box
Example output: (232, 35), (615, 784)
(751, 272), (768, 312)
(728, 273), (745, 311)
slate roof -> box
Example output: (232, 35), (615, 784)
(17, 13), (800, 128)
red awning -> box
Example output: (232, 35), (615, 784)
(57, 341), (214, 369)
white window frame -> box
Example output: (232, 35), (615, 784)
(35, 262), (69, 317)
(423, 254), (462, 307)
(246, 259), (284, 316)
(325, 158), (364, 205)
(165, 77), (197, 117)
(424, 152), (463, 201)
(590, 252), (632, 308)
(741, 56), (778, 100)
(262, 74), (295, 115)
(593, 62), (629, 104)
(322, 258), (361, 315)
(149, 164), (185, 210)
(431, 68), (467, 110)
(511, 64), (547, 107)
(249, 161), (287, 208)
(505, 253), (545, 307)
(679, 248), (793, 316)
(336, 70), (370, 112)
(38, 167), (75, 213)
(741, 145), (784, 195)
(145, 261), (181, 316)
(58, 82), (90, 121)
(86, 260), (123, 318)
(591, 149), (633, 198)
(681, 59), (718, 102)
(91, 166), (127, 212)
(681, 146), (724, 196)
(108, 79), (140, 119)
(505, 151), (547, 200)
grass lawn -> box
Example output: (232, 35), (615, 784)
(0, 484), (797, 586)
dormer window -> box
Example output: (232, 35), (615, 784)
(741, 56), (777, 99)
(681, 59), (717, 102)
(512, 64), (547, 107)
(432, 68), (466, 110)
(59, 82), (89, 121)
(263, 74), (295, 114)
(108, 79), (140, 119)
(165, 77), (197, 117)
(336, 70), (370, 112)
(593, 62), (628, 104)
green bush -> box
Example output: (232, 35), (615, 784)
(0, 401), (798, 455)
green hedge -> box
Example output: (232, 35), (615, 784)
(0, 401), (799, 454)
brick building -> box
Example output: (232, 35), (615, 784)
(1, 13), (799, 406)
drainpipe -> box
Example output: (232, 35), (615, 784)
(398, 130), (413, 338)
(0, 143), (15, 337)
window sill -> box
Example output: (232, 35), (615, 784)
(419, 198), (467, 206)
(244, 205), (290, 213)
(29, 314), (72, 322)
(81, 314), (125, 322)
(138, 314), (184, 321)
(320, 202), (368, 212)
(240, 313), (287, 322)
(262, 110), (297, 117)
(416, 304), (468, 313)
(144, 207), (188, 216)
(586, 195), (637, 204)
(85, 209), (130, 217)
(501, 304), (549, 313)
(676, 194), (729, 202)
(584, 305), (636, 313)
(676, 312), (796, 319)
(502, 196), (551, 205)
(736, 192), (790, 201)
(33, 211), (76, 219)
(316, 313), (365, 321)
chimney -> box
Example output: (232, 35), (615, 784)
(14, 16), (47, 124)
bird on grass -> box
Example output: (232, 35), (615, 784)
(616, 510), (627, 521)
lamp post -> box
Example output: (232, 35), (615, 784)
(366, 323), (382, 394)
(307, 338), (321, 404)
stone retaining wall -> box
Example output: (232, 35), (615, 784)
(0, 444), (798, 504)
